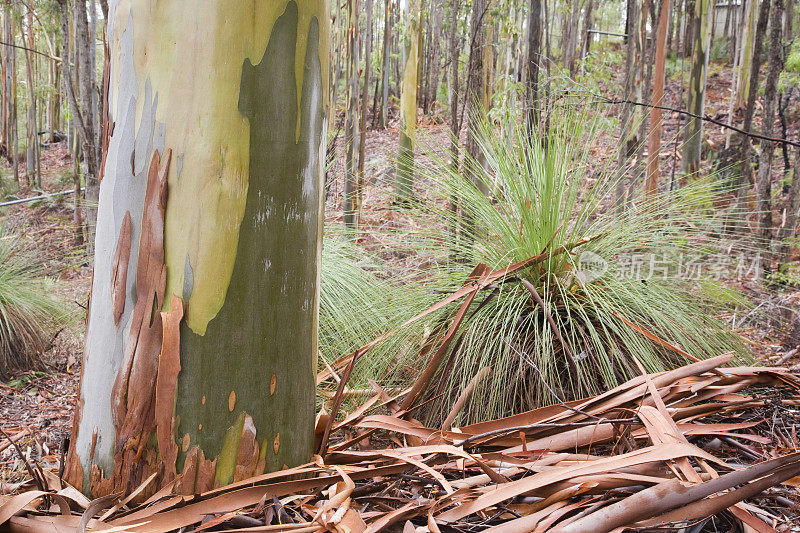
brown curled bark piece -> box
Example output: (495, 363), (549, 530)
(155, 294), (184, 482)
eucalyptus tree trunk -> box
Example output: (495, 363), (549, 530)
(616, 0), (644, 209)
(736, 0), (758, 109)
(646, 0), (671, 195)
(58, 0), (83, 244)
(344, 0), (360, 229)
(73, 0), (99, 237)
(736, 0), (770, 229)
(23, 11), (37, 188)
(6, 7), (18, 187)
(779, 145), (800, 266)
(395, 0), (421, 203)
(424, 0), (443, 115)
(681, 0), (712, 175)
(756, 0), (785, 253)
(1, 8), (8, 157)
(357, 0), (372, 187)
(447, 0), (461, 250)
(378, 0), (392, 129)
(65, 0), (329, 498)
(464, 0), (487, 179)
(525, 0), (542, 134)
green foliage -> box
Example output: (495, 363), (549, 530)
(335, 105), (750, 426)
(0, 229), (70, 379)
(318, 237), (394, 363)
(710, 36), (732, 64)
(779, 38), (800, 91)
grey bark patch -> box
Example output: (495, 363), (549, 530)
(75, 7), (166, 486)
(183, 254), (194, 301)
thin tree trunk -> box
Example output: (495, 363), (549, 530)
(681, 0), (712, 175)
(344, 0), (360, 229)
(66, 0), (328, 498)
(23, 10), (37, 188)
(447, 0), (460, 250)
(58, 0), (83, 244)
(1, 8), (7, 158)
(464, 0), (487, 193)
(736, 0), (770, 229)
(378, 0), (391, 129)
(736, 0), (758, 109)
(425, 0), (443, 115)
(6, 6), (18, 187)
(756, 0), (785, 258)
(525, 0), (541, 134)
(616, 0), (644, 209)
(646, 0), (671, 195)
(779, 145), (800, 266)
(357, 0), (372, 219)
(395, 0), (420, 203)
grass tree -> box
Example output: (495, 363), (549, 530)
(350, 108), (749, 426)
(65, 0), (329, 498)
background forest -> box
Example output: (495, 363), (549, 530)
(0, 0), (800, 529)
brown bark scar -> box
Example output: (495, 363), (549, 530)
(89, 426), (98, 460)
(111, 211), (132, 325)
(196, 449), (216, 492)
(177, 446), (199, 495)
(99, 36), (112, 181)
(228, 390), (236, 412)
(269, 374), (276, 396)
(234, 415), (259, 482)
(273, 433), (280, 455)
(155, 293), (184, 481)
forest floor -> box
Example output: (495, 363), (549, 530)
(1, 57), (800, 484)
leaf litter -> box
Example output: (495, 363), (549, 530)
(2, 248), (800, 532)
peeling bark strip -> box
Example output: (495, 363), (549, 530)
(155, 294), (184, 481)
(108, 149), (171, 495)
(98, 38), (112, 182)
(110, 211), (132, 325)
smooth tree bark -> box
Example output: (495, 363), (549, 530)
(616, 0), (645, 209)
(344, 0), (360, 229)
(736, 0), (758, 109)
(357, 0), (372, 216)
(65, 0), (329, 498)
(73, 0), (99, 229)
(22, 10), (37, 188)
(525, 0), (542, 134)
(424, 0), (443, 115)
(58, 0), (84, 244)
(447, 0), (461, 248)
(736, 0), (770, 228)
(6, 6), (18, 185)
(756, 0), (785, 251)
(395, 0), (421, 203)
(378, 0), (392, 129)
(464, 0), (487, 185)
(681, 0), (712, 175)
(645, 0), (671, 195)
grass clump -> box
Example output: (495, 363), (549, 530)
(0, 230), (69, 379)
(345, 106), (749, 426)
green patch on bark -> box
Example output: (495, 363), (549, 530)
(174, 1), (324, 481)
